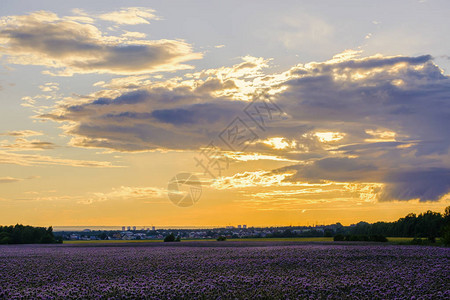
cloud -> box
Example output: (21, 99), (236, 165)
(89, 186), (166, 204)
(0, 176), (40, 184)
(41, 87), (248, 151)
(210, 171), (295, 190)
(38, 56), (288, 152)
(0, 150), (117, 167)
(379, 168), (450, 202)
(1, 138), (57, 150)
(40, 52), (450, 201)
(0, 176), (22, 184)
(278, 158), (380, 183)
(13, 185), (166, 204)
(39, 82), (59, 92)
(121, 31), (147, 39)
(0, 130), (56, 151)
(0, 11), (201, 75)
(97, 7), (160, 25)
(269, 14), (334, 54)
(272, 53), (450, 201)
(224, 152), (299, 163)
(93, 75), (151, 90)
(1, 130), (43, 137)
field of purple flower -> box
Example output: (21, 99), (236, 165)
(0, 242), (448, 299)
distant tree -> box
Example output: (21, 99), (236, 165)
(217, 236), (227, 241)
(164, 233), (176, 242)
(334, 223), (345, 235)
(0, 225), (59, 244)
(444, 206), (450, 224)
(350, 222), (371, 236)
(324, 229), (333, 237)
(40, 228), (54, 244)
(442, 224), (450, 246)
(0, 232), (11, 244)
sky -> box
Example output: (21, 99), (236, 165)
(0, 0), (449, 228)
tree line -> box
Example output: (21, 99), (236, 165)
(267, 206), (450, 244)
(346, 207), (450, 239)
(0, 224), (62, 244)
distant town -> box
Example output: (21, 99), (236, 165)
(55, 224), (342, 241)
(53, 208), (450, 242)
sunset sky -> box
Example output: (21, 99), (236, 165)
(1, 0), (449, 228)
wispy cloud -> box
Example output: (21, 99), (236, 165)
(79, 186), (167, 204)
(210, 171), (295, 190)
(1, 138), (57, 150)
(1, 130), (43, 137)
(0, 176), (22, 184)
(0, 176), (40, 184)
(97, 7), (160, 25)
(0, 150), (118, 167)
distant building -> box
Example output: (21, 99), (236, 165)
(127, 226), (131, 231)
(152, 226), (156, 231)
(238, 225), (242, 229)
(243, 225), (247, 229)
(122, 226), (126, 231)
(132, 226), (136, 231)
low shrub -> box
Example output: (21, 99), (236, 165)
(334, 234), (387, 242)
(333, 234), (345, 241)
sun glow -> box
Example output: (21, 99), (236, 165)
(315, 132), (345, 143)
(262, 137), (297, 150)
(365, 129), (396, 142)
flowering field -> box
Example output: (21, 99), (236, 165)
(0, 242), (448, 299)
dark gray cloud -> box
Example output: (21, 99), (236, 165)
(151, 103), (241, 125)
(41, 53), (450, 201)
(0, 11), (201, 75)
(42, 87), (247, 151)
(274, 55), (450, 201)
(277, 157), (380, 183)
(379, 169), (450, 202)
